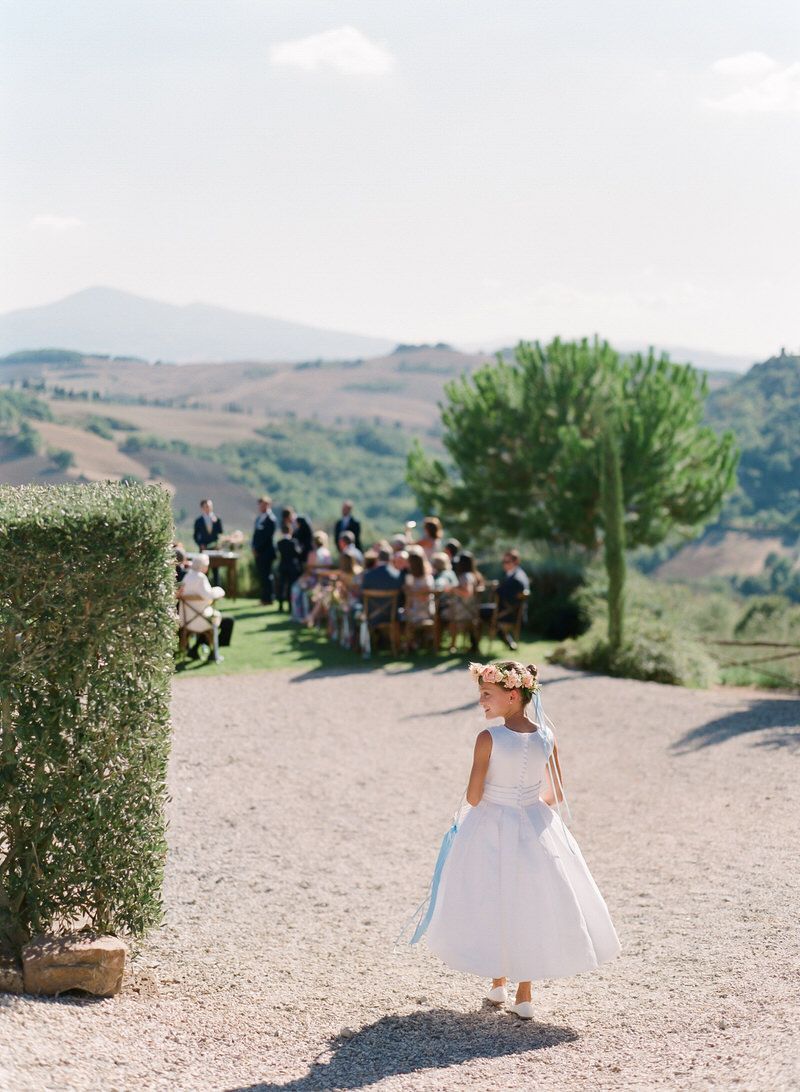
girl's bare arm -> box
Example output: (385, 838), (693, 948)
(542, 740), (564, 805)
(466, 730), (492, 806)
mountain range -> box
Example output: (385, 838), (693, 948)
(0, 287), (397, 363)
(0, 287), (762, 372)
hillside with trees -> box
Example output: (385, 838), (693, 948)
(705, 351), (800, 535)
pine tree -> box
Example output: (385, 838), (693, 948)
(407, 337), (738, 642)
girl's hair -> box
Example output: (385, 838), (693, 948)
(406, 547), (429, 578)
(431, 550), (451, 572)
(313, 530), (329, 548)
(423, 516), (442, 538)
(491, 660), (539, 706)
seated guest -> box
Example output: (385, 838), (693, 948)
(291, 531), (333, 622)
(496, 548), (530, 650)
(404, 547), (435, 625)
(178, 554), (226, 661)
(441, 550), (481, 653)
(360, 545), (404, 625)
(338, 528), (364, 565)
(363, 549), (378, 572)
(310, 530), (332, 567)
(444, 538), (462, 568)
(417, 517), (443, 560)
(174, 544), (188, 583)
(431, 550), (458, 590)
(393, 548), (410, 573)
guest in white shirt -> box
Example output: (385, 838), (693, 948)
(178, 554), (225, 660)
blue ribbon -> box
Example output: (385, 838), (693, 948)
(410, 820), (458, 945)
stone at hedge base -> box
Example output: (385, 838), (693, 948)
(21, 935), (127, 997)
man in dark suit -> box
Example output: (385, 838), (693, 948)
(496, 548), (530, 650)
(334, 501), (362, 553)
(194, 498), (223, 549)
(360, 545), (403, 626)
(252, 495), (277, 605)
(193, 498), (224, 584)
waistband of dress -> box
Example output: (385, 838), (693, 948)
(482, 783), (542, 806)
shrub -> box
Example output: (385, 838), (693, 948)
(479, 554), (589, 639)
(50, 448), (75, 470)
(550, 621), (718, 688)
(0, 482), (175, 954)
(13, 422), (42, 457)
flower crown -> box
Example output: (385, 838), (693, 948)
(468, 661), (540, 695)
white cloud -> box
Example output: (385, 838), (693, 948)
(29, 214), (85, 231)
(706, 55), (800, 113)
(711, 52), (779, 77)
(269, 26), (394, 77)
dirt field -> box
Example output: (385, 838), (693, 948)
(2, 664), (799, 1091)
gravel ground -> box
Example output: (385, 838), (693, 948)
(2, 663), (799, 1091)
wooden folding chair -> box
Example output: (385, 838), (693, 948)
(361, 590), (402, 657)
(487, 588), (530, 651)
(177, 592), (222, 663)
(402, 588), (437, 653)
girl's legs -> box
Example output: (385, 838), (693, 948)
(515, 981), (532, 1003)
(492, 977), (506, 989)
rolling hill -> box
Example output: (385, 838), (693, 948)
(0, 287), (397, 363)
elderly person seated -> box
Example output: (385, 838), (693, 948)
(178, 554), (226, 662)
(431, 550), (458, 590)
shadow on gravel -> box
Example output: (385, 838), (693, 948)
(672, 696), (800, 753)
(231, 1007), (577, 1091)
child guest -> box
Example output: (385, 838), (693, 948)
(413, 660), (620, 1018)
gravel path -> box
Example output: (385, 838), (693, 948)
(2, 664), (799, 1091)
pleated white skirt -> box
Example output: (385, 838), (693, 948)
(424, 798), (621, 981)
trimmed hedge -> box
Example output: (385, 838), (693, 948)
(0, 483), (175, 955)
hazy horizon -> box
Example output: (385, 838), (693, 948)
(2, 1), (799, 356)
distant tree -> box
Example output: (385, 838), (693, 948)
(13, 422), (42, 457)
(50, 448), (75, 471)
(407, 337), (739, 651)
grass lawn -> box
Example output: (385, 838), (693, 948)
(175, 599), (557, 678)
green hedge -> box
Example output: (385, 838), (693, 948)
(0, 483), (175, 955)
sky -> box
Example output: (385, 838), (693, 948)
(1, 0), (799, 355)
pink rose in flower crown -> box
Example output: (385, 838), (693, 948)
(481, 664), (502, 684)
(520, 670), (535, 690)
(504, 669), (522, 689)
(468, 662), (483, 679)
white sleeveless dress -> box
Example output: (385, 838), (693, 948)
(423, 723), (621, 981)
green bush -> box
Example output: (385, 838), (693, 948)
(0, 483), (175, 955)
(13, 422), (42, 457)
(479, 553), (589, 639)
(550, 621), (718, 688)
(50, 448), (75, 470)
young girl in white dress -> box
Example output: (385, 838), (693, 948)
(412, 660), (620, 1018)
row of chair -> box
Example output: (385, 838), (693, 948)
(322, 581), (529, 658)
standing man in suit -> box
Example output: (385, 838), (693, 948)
(193, 498), (224, 585)
(252, 495), (277, 605)
(334, 501), (362, 554)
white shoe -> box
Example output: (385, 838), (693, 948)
(486, 985), (508, 1005)
(509, 1000), (535, 1020)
